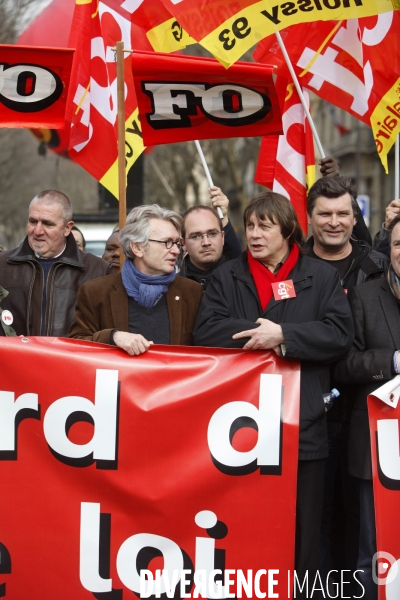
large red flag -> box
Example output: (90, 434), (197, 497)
(254, 13), (400, 173)
(131, 51), (282, 146)
(159, 0), (398, 67)
(255, 77), (315, 234)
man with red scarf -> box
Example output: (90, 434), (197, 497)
(193, 191), (354, 596)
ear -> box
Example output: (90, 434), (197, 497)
(220, 230), (225, 244)
(130, 240), (144, 258)
(181, 237), (187, 253)
(307, 212), (312, 225)
(64, 220), (74, 236)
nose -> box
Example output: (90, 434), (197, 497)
(112, 247), (120, 258)
(170, 243), (180, 255)
(329, 214), (339, 227)
(33, 222), (44, 235)
(201, 234), (211, 245)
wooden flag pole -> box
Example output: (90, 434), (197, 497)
(116, 41), (127, 254)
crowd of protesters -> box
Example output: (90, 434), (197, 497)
(1, 162), (399, 600)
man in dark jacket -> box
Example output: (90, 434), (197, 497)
(193, 191), (354, 597)
(334, 213), (400, 600)
(305, 176), (388, 588)
(0, 190), (112, 337)
(179, 187), (242, 290)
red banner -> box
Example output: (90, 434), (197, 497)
(0, 44), (74, 129)
(131, 51), (282, 146)
(369, 387), (400, 599)
(0, 337), (299, 599)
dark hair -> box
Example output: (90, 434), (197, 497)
(307, 176), (358, 216)
(243, 191), (306, 251)
(388, 214), (400, 244)
(71, 225), (86, 249)
(181, 206), (221, 239)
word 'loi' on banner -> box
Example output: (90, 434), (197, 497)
(0, 338), (299, 598)
(368, 382), (400, 600)
(131, 51), (282, 146)
(0, 44), (74, 129)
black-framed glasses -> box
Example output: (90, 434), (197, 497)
(185, 231), (222, 242)
(148, 238), (182, 250)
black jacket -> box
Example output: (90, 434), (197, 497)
(193, 251), (354, 460)
(334, 278), (399, 479)
(0, 234), (112, 337)
(304, 237), (388, 289)
(179, 220), (242, 290)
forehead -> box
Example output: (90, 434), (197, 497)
(29, 199), (64, 221)
(313, 193), (353, 213)
(184, 209), (220, 233)
(107, 232), (120, 245)
(246, 211), (276, 226)
(148, 218), (179, 238)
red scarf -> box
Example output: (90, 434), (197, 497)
(247, 244), (300, 311)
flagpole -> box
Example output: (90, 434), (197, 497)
(194, 140), (224, 220)
(395, 134), (399, 199)
(116, 41), (127, 242)
(274, 31), (325, 159)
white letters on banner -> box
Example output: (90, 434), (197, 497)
(377, 419), (400, 487)
(0, 369), (119, 467)
(142, 82), (271, 128)
(0, 63), (62, 112)
(207, 373), (282, 474)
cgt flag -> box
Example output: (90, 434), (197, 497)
(0, 44), (74, 129)
(131, 51), (282, 146)
(0, 337), (300, 598)
(254, 13), (400, 173)
(254, 77), (315, 234)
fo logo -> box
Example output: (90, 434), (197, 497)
(0, 63), (63, 112)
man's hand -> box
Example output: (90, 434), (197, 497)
(113, 331), (152, 355)
(385, 199), (400, 230)
(232, 318), (284, 350)
(209, 186), (229, 227)
(319, 157), (340, 178)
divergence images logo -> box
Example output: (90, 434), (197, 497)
(0, 63), (63, 112)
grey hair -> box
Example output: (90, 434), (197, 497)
(119, 204), (182, 259)
(30, 190), (73, 223)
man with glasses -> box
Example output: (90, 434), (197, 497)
(179, 187), (242, 290)
(69, 205), (203, 355)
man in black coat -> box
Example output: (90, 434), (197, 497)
(193, 191), (354, 597)
(334, 213), (400, 600)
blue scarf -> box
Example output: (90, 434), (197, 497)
(121, 259), (176, 308)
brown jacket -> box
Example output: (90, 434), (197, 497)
(69, 271), (203, 346)
(0, 234), (112, 337)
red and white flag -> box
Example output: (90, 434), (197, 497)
(255, 77), (315, 234)
(254, 14), (400, 173)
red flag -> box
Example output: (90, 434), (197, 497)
(131, 51), (282, 146)
(0, 44), (74, 129)
(254, 14), (400, 173)
(255, 78), (315, 234)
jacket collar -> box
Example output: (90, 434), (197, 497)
(8, 233), (84, 268)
